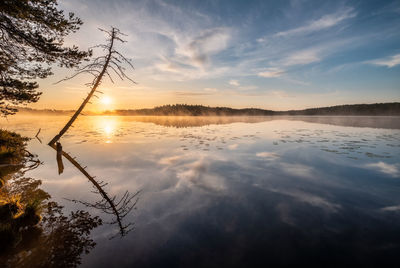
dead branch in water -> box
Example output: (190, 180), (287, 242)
(48, 27), (135, 146)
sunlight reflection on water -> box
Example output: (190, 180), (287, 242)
(95, 116), (118, 143)
(1, 115), (400, 267)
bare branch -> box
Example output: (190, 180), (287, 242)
(48, 27), (135, 145)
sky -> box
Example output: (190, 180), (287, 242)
(32, 0), (400, 111)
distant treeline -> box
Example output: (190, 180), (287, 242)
(107, 105), (275, 116)
(15, 102), (400, 116)
(279, 102), (400, 116)
(103, 103), (400, 116)
(16, 107), (74, 115)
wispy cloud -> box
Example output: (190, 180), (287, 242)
(281, 48), (321, 66)
(367, 53), (400, 68)
(258, 68), (285, 78)
(204, 87), (218, 92)
(276, 7), (356, 37)
(229, 79), (240, 86)
(173, 91), (214, 96)
(177, 27), (231, 67)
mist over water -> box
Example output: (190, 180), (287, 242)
(2, 115), (400, 267)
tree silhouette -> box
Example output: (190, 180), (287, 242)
(0, 0), (91, 116)
(45, 27), (137, 237)
(48, 27), (135, 145)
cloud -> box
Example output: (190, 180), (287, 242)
(270, 90), (292, 98)
(179, 27), (231, 67)
(256, 37), (268, 43)
(173, 91), (214, 96)
(367, 53), (400, 68)
(282, 49), (321, 66)
(229, 79), (240, 86)
(276, 8), (356, 37)
(151, 56), (230, 81)
(258, 68), (285, 78)
(365, 162), (399, 177)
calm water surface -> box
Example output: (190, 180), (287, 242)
(2, 115), (400, 267)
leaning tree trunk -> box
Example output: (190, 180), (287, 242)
(48, 29), (116, 146)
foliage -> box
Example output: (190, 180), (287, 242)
(103, 102), (400, 116)
(282, 102), (400, 116)
(0, 130), (30, 183)
(0, 0), (91, 116)
(0, 160), (102, 267)
(114, 104), (275, 116)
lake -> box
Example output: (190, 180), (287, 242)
(1, 115), (400, 267)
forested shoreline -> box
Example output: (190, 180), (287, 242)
(14, 102), (400, 116)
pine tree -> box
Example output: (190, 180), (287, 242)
(0, 0), (91, 116)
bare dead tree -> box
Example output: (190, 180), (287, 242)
(49, 144), (140, 237)
(48, 27), (135, 146)
(45, 27), (138, 237)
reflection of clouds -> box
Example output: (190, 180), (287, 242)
(276, 202), (295, 225)
(228, 143), (238, 150)
(159, 155), (183, 165)
(280, 163), (313, 178)
(15, 114), (400, 264)
(256, 151), (279, 160)
(365, 162), (399, 177)
(43, 175), (87, 186)
(381, 205), (400, 212)
(271, 189), (341, 213)
(175, 158), (226, 191)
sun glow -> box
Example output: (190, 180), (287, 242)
(100, 96), (112, 106)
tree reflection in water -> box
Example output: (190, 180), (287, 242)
(0, 158), (102, 267)
(51, 142), (140, 238)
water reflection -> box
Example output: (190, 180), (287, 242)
(112, 115), (400, 129)
(1, 115), (400, 267)
(49, 141), (140, 238)
(0, 155), (102, 267)
(97, 117), (117, 143)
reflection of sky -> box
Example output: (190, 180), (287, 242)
(2, 115), (400, 266)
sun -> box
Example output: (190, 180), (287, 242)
(100, 96), (112, 106)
